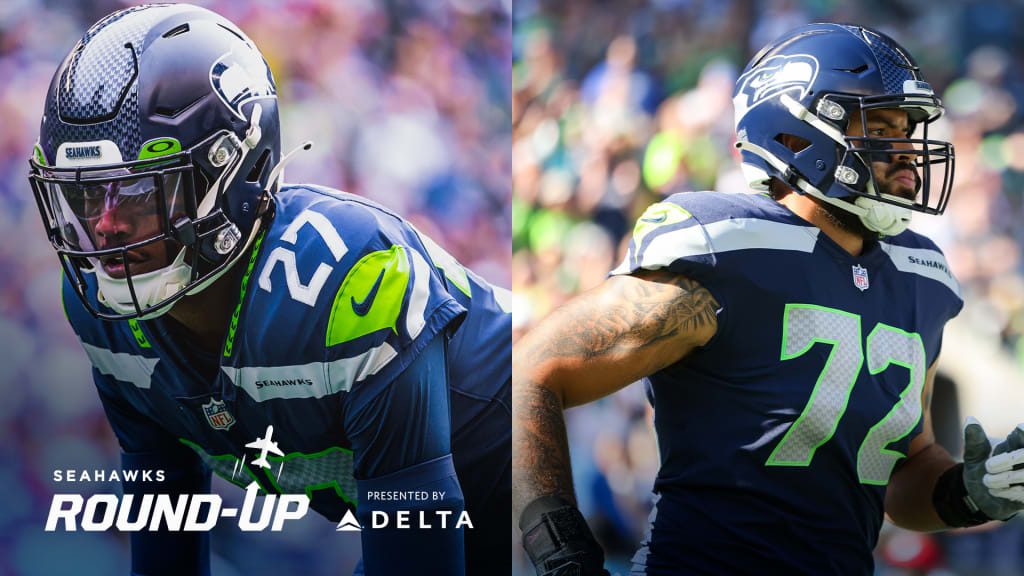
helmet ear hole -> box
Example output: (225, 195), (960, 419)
(246, 149), (272, 183)
(775, 133), (811, 153)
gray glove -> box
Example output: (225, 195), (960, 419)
(963, 417), (1024, 521)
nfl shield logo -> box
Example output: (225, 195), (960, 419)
(852, 264), (869, 291)
(202, 398), (236, 431)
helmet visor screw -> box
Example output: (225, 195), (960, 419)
(212, 148), (229, 166)
(214, 224), (241, 254)
(817, 100), (846, 121)
(835, 166), (859, 185)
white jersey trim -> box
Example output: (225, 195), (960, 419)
(223, 342), (398, 402)
(881, 242), (961, 298)
(82, 343), (157, 389)
(612, 218), (819, 273)
(407, 251), (431, 340)
(703, 218), (819, 254)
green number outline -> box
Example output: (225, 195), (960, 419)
(767, 306), (928, 485)
(766, 304), (863, 467)
(856, 323), (926, 485)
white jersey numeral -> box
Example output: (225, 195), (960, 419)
(257, 208), (348, 306)
(766, 305), (862, 466)
(280, 209), (348, 261)
(858, 324), (926, 484)
(766, 304), (925, 485)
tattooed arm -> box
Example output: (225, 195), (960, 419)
(512, 268), (719, 517)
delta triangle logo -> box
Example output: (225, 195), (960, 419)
(336, 509), (362, 532)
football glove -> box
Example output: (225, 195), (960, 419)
(963, 417), (1024, 521)
(520, 495), (610, 576)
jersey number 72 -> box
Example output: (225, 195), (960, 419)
(765, 303), (926, 485)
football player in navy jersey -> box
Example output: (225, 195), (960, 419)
(514, 23), (1024, 576)
(29, 4), (510, 576)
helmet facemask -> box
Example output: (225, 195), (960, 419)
(31, 4), (285, 321)
(822, 92), (954, 217)
(31, 125), (264, 320)
(766, 90), (955, 236)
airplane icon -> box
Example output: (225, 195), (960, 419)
(246, 425), (284, 470)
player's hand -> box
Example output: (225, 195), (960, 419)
(962, 417), (1024, 521)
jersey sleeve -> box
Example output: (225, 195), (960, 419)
(94, 373), (212, 576)
(322, 226), (466, 393)
(609, 193), (735, 345)
(307, 192), (468, 397)
(610, 195), (718, 282)
(240, 188), (467, 400)
(347, 333), (466, 576)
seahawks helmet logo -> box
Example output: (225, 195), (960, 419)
(210, 41), (277, 120)
(734, 54), (819, 119)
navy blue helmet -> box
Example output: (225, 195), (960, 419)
(733, 23), (954, 235)
(30, 4), (282, 319)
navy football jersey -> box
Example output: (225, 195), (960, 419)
(610, 191), (962, 575)
(61, 184), (511, 574)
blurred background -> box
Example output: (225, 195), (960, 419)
(0, 1), (510, 575)
(513, 1), (1024, 575)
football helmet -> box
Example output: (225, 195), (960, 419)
(30, 4), (285, 320)
(733, 23), (954, 236)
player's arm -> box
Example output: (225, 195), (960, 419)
(887, 359), (1024, 531)
(348, 333), (466, 576)
(94, 376), (211, 576)
(885, 361), (954, 531)
(513, 269), (718, 575)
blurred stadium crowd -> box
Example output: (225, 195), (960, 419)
(513, 1), (1024, 575)
(0, 1), (510, 575)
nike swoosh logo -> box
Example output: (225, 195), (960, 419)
(640, 213), (667, 224)
(351, 269), (385, 317)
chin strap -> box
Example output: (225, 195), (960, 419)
(735, 138), (912, 236)
(853, 196), (912, 236)
(794, 174), (912, 236)
(96, 248), (192, 319)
